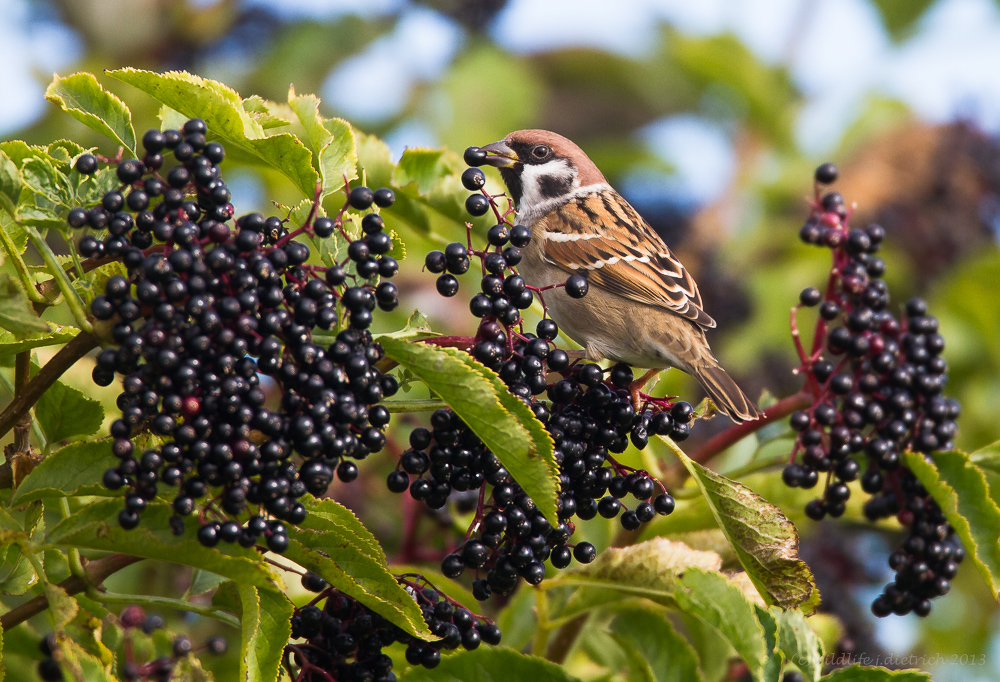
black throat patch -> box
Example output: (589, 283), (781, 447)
(498, 166), (523, 206)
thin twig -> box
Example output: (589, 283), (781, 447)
(0, 331), (99, 446)
(0, 554), (143, 631)
(687, 391), (812, 465)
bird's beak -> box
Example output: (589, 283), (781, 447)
(479, 140), (518, 168)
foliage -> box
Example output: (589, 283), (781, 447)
(0, 3), (999, 676)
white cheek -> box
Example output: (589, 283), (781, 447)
(519, 159), (579, 209)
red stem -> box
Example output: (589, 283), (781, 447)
(688, 391), (813, 465)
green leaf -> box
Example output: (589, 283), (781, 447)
(45, 73), (136, 154)
(664, 436), (818, 611)
(397, 647), (582, 682)
(378, 309), (435, 341)
(553, 537), (723, 619)
(0, 324), (77, 358)
(0, 150), (21, 217)
(11, 439), (118, 505)
(288, 89), (357, 198)
(379, 338), (559, 525)
(53, 635), (115, 682)
(0, 547), (38, 595)
(21, 157), (74, 211)
(354, 129), (395, 191)
(242, 95), (292, 129)
(236, 584), (293, 682)
(669, 32), (796, 150)
(821, 666), (931, 681)
(609, 608), (703, 682)
(34, 372), (104, 445)
(0, 274), (49, 337)
(869, 0), (935, 41)
(281, 497), (433, 640)
(776, 608), (823, 681)
(173, 654), (215, 682)
(393, 149), (450, 194)
(903, 450), (1000, 599)
(45, 499), (281, 591)
(608, 634), (655, 682)
(673, 568), (770, 681)
(43, 581), (80, 630)
(108, 68), (320, 198)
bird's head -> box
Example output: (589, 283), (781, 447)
(479, 130), (607, 208)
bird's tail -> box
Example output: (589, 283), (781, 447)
(690, 362), (760, 423)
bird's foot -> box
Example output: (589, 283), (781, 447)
(627, 368), (663, 411)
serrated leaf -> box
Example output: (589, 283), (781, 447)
(609, 608), (703, 682)
(11, 439), (118, 505)
(0, 274), (49, 337)
(903, 450), (1000, 599)
(280, 536), (432, 641)
(397, 647), (582, 682)
(288, 89), (357, 198)
(379, 338), (559, 525)
(0, 150), (21, 217)
(0, 549), (37, 595)
(21, 156), (74, 210)
(73, 167), (119, 208)
(354, 129), (394, 191)
(47, 140), (87, 165)
(45, 73), (136, 154)
(664, 436), (818, 611)
(608, 634), (656, 682)
(756, 604), (781, 682)
(282, 498), (434, 641)
(34, 369), (104, 445)
(821, 666), (931, 681)
(173, 654), (215, 682)
(0, 141), (58, 168)
(44, 499), (281, 591)
(0, 324), (77, 358)
(776, 608), (823, 682)
(53, 635), (114, 682)
(237, 584), (293, 682)
(243, 95), (292, 129)
(378, 309), (435, 340)
(43, 581), (79, 630)
(108, 69), (320, 197)
(674, 567), (770, 681)
(389, 564), (478, 612)
(392, 149), (449, 194)
(553, 537), (722, 618)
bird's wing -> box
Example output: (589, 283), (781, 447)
(538, 189), (716, 329)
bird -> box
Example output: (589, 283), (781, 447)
(477, 129), (759, 422)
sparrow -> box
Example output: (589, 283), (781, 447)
(478, 130), (759, 423)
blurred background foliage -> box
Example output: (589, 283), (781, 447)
(3, 0), (1000, 680)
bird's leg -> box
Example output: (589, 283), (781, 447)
(628, 368), (662, 410)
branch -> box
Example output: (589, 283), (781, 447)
(0, 330), (99, 444)
(0, 554), (143, 631)
(687, 391), (812, 465)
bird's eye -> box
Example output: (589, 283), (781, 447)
(531, 145), (551, 159)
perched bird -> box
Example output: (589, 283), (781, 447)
(478, 130), (759, 422)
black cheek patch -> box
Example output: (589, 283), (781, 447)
(538, 173), (573, 199)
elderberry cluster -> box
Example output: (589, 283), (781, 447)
(384, 155), (685, 598)
(285, 572), (500, 681)
(785, 162), (963, 617)
(72, 119), (401, 552)
(37, 605), (227, 682)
